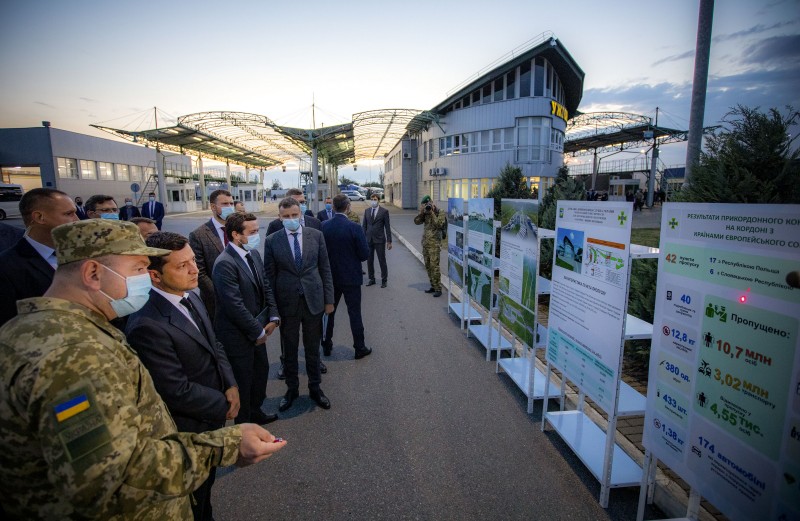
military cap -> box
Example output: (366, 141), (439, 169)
(52, 219), (170, 265)
(421, 195), (432, 204)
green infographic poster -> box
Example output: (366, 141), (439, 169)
(465, 198), (494, 310)
(498, 199), (540, 347)
(545, 201), (632, 414)
(447, 198), (465, 288)
(643, 203), (800, 521)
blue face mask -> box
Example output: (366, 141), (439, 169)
(100, 213), (119, 220)
(325, 203), (332, 211)
(219, 206), (235, 220)
(300, 204), (308, 215)
(99, 265), (152, 317)
(242, 233), (261, 252)
(125, 201), (132, 207)
(149, 196), (155, 203)
(282, 218), (301, 232)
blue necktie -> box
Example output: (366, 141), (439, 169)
(291, 233), (302, 271)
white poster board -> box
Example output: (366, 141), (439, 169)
(546, 201), (633, 415)
(447, 198), (466, 288)
(643, 203), (800, 521)
(498, 199), (540, 348)
(466, 198), (495, 310)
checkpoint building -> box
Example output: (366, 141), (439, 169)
(383, 35), (584, 208)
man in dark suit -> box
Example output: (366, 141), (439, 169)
(142, 191), (166, 229)
(0, 188), (78, 326)
(263, 197), (334, 412)
(264, 187), (324, 378)
(119, 197), (142, 221)
(126, 232), (239, 521)
(189, 189), (235, 323)
(322, 194), (373, 360)
(362, 193), (392, 288)
(74, 196), (88, 220)
(213, 212), (280, 424)
(317, 196), (334, 222)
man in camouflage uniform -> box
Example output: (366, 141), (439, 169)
(413, 195), (446, 297)
(0, 219), (286, 520)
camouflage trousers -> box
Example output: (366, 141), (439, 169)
(422, 241), (441, 291)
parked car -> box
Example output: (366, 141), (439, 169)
(341, 190), (365, 201)
(0, 183), (23, 220)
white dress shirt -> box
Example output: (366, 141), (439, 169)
(25, 236), (57, 269)
(151, 286), (201, 332)
(283, 226), (303, 261)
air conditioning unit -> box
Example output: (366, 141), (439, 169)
(429, 168), (434, 176)
(403, 152), (411, 159)
(440, 168), (447, 176)
(434, 168), (440, 176)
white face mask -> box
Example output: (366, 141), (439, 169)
(98, 264), (152, 317)
(370, 200), (378, 208)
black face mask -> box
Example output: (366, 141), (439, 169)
(76, 201), (83, 206)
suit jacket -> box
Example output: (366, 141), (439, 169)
(75, 205), (89, 220)
(363, 205), (392, 244)
(119, 205), (141, 221)
(142, 200), (165, 228)
(263, 227), (333, 317)
(322, 214), (370, 287)
(266, 215), (322, 236)
(125, 291), (236, 433)
(189, 219), (224, 320)
(212, 245), (278, 357)
(317, 209), (334, 222)
(0, 238), (55, 327)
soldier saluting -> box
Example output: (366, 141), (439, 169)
(0, 219), (286, 519)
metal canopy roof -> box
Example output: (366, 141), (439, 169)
(94, 109), (435, 168)
(564, 112), (687, 157)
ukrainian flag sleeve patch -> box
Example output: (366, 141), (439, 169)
(54, 393), (90, 422)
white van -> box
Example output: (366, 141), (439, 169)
(0, 183), (23, 220)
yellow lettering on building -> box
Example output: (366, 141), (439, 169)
(551, 100), (569, 122)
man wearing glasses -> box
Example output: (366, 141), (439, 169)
(85, 195), (120, 220)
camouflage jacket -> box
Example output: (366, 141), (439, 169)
(413, 208), (446, 244)
(0, 297), (242, 520)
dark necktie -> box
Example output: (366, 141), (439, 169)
(291, 233), (302, 271)
(180, 297), (209, 342)
(245, 253), (263, 293)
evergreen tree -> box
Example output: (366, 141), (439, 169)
(680, 105), (800, 203)
(487, 163), (535, 218)
(537, 165), (585, 279)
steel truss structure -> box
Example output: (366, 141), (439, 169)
(565, 111), (688, 157)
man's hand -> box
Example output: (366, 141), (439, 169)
(264, 322), (277, 336)
(225, 387), (240, 420)
(387, 242), (392, 251)
(324, 304), (335, 315)
(255, 334), (267, 345)
(236, 424), (287, 467)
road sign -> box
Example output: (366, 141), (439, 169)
(131, 183), (140, 193)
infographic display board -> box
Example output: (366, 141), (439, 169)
(465, 198), (495, 310)
(643, 203), (800, 521)
(498, 199), (540, 347)
(546, 201), (633, 414)
(446, 198), (466, 288)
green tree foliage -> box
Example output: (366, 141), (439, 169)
(339, 176), (357, 186)
(679, 105), (800, 203)
(271, 179), (282, 190)
(487, 163), (536, 218)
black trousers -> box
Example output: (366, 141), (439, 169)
(280, 296), (323, 392)
(228, 344), (268, 423)
(191, 466), (217, 521)
(367, 241), (387, 283)
(323, 284), (366, 351)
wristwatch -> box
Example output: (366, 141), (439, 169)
(271, 318), (281, 326)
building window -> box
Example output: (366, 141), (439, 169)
(129, 165), (142, 182)
(116, 164), (129, 181)
(423, 141), (428, 161)
(534, 57), (545, 97)
(79, 160), (97, 180)
(482, 84), (492, 104)
(503, 127), (514, 150)
(472, 91), (480, 105)
(97, 162), (114, 180)
(519, 61), (531, 97)
(471, 179), (479, 199)
(461, 179), (469, 200)
(480, 178), (489, 197)
(516, 117), (549, 162)
(57, 157), (78, 179)
(453, 135), (461, 155)
(481, 130), (491, 152)
(493, 78), (504, 102)
(453, 181), (460, 198)
(551, 128), (564, 152)
(492, 129), (502, 151)
(428, 139), (434, 161)
(506, 70), (516, 99)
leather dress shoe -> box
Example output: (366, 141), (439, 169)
(381, 282), (387, 288)
(277, 364), (286, 380)
(365, 280), (376, 286)
(424, 287), (436, 293)
(320, 361), (328, 374)
(433, 291), (442, 297)
(279, 390), (299, 412)
(251, 411), (278, 424)
(354, 347), (372, 360)
(309, 390), (331, 409)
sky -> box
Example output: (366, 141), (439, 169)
(1, 0), (798, 187)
